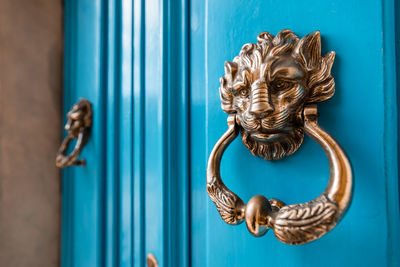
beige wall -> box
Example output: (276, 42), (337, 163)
(0, 1), (62, 266)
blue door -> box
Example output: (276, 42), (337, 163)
(61, 0), (400, 266)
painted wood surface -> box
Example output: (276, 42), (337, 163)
(190, 0), (400, 266)
(62, 0), (188, 266)
(62, 0), (399, 266)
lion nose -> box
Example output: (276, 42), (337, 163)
(249, 87), (274, 116)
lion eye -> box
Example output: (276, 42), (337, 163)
(239, 89), (249, 97)
(272, 80), (292, 90)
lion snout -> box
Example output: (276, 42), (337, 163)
(249, 87), (274, 117)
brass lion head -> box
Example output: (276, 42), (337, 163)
(219, 30), (335, 160)
(56, 99), (92, 168)
(65, 99), (92, 139)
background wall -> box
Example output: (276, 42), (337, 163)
(0, 1), (62, 266)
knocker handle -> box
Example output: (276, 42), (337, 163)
(56, 99), (92, 168)
(206, 106), (352, 244)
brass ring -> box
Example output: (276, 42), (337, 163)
(56, 99), (92, 168)
(206, 105), (352, 245)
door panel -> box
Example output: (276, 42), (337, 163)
(62, 1), (189, 266)
(62, 1), (105, 266)
(190, 0), (400, 266)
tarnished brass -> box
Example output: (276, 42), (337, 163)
(207, 30), (352, 244)
(56, 99), (92, 168)
(146, 254), (159, 267)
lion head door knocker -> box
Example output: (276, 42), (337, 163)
(56, 99), (92, 168)
(206, 30), (353, 245)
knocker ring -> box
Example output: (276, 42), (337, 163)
(206, 30), (353, 245)
(56, 99), (92, 168)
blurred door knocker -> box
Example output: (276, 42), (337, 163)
(206, 30), (353, 245)
(56, 98), (92, 168)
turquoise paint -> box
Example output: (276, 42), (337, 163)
(119, 0), (133, 264)
(62, 1), (105, 266)
(143, 0), (190, 266)
(190, 0), (400, 266)
(133, 0), (146, 266)
(62, 0), (136, 266)
(383, 0), (400, 265)
(62, 0), (399, 266)
(104, 0), (118, 265)
(63, 0), (189, 266)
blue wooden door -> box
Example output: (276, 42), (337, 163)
(190, 0), (400, 266)
(62, 0), (400, 266)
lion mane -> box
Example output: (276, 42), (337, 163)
(219, 30), (335, 160)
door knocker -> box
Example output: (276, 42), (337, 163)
(206, 30), (352, 245)
(56, 99), (93, 168)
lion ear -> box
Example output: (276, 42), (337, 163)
(307, 51), (336, 103)
(295, 31), (336, 103)
(295, 31), (321, 70)
(224, 61), (238, 82)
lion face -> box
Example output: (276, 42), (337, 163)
(219, 30), (335, 160)
(65, 99), (92, 138)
